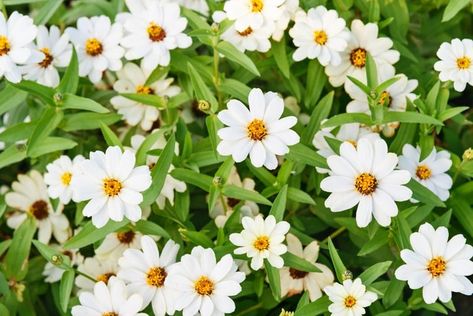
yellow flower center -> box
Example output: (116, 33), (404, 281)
(415, 165), (432, 180)
(354, 173), (377, 195)
(194, 276), (214, 295)
(314, 30), (327, 45)
(136, 85), (154, 95)
(147, 22), (166, 42)
(0, 35), (11, 56)
(378, 91), (391, 107)
(38, 47), (54, 68)
(85, 38), (103, 56)
(247, 119), (267, 141)
(250, 0), (264, 12)
(96, 272), (115, 284)
(253, 235), (270, 251)
(456, 56), (471, 70)
(427, 257), (446, 277)
(116, 231), (136, 244)
(344, 295), (357, 308)
(103, 178), (122, 197)
(29, 200), (49, 220)
(146, 267), (167, 287)
(347, 140), (357, 148)
(350, 48), (367, 68)
(238, 27), (253, 37)
(102, 313), (118, 316)
(61, 172), (72, 186)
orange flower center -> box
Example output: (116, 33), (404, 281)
(0, 36), (10, 56)
(253, 235), (270, 251)
(457, 56), (471, 69)
(427, 257), (446, 277)
(350, 48), (367, 68)
(354, 173), (377, 195)
(238, 27), (253, 37)
(147, 22), (166, 42)
(416, 165), (432, 180)
(314, 30), (327, 45)
(194, 276), (214, 295)
(344, 295), (357, 308)
(146, 267), (167, 287)
(247, 119), (267, 141)
(85, 38), (103, 56)
(378, 91), (391, 106)
(103, 178), (122, 197)
(136, 85), (154, 95)
(116, 231), (136, 244)
(61, 172), (72, 186)
(250, 0), (264, 12)
(96, 272), (115, 284)
(38, 47), (54, 68)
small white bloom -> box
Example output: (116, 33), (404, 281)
(43, 246), (83, 283)
(434, 38), (473, 92)
(166, 246), (245, 316)
(224, 0), (284, 33)
(395, 223), (473, 304)
(118, 236), (179, 316)
(71, 276), (147, 316)
(66, 15), (124, 83)
(289, 6), (350, 65)
(230, 214), (290, 270)
(44, 155), (84, 204)
(323, 278), (378, 316)
(71, 146), (152, 228)
(95, 230), (144, 262)
(76, 256), (119, 293)
(272, 0), (300, 41)
(217, 88), (300, 170)
(221, 24), (272, 53)
(320, 138), (412, 228)
(398, 144), (453, 202)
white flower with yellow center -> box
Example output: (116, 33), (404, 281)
(21, 25), (72, 87)
(121, 0), (192, 71)
(280, 234), (334, 301)
(223, 0), (284, 33)
(95, 230), (144, 262)
(76, 257), (119, 293)
(323, 278), (378, 316)
(71, 277), (147, 316)
(325, 19), (400, 87)
(398, 144), (452, 202)
(221, 24), (272, 53)
(66, 15), (124, 83)
(5, 170), (71, 244)
(71, 146), (152, 228)
(0, 11), (37, 83)
(320, 138), (412, 228)
(289, 6), (350, 65)
(395, 223), (473, 304)
(118, 236), (179, 316)
(434, 38), (473, 92)
(166, 246), (245, 316)
(43, 245), (83, 283)
(111, 63), (181, 131)
(230, 214), (290, 270)
(44, 155), (84, 204)
(217, 88), (300, 170)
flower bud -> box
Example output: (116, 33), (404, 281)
(463, 148), (473, 161)
(197, 100), (211, 113)
(279, 309), (294, 316)
(342, 270), (353, 281)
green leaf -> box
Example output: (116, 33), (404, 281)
(145, 66), (170, 86)
(222, 184), (272, 206)
(134, 220), (171, 239)
(322, 113), (373, 128)
(59, 270), (75, 313)
(301, 91), (334, 145)
(62, 94), (109, 113)
(295, 296), (330, 316)
(327, 238), (347, 282)
(282, 252), (322, 272)
(220, 78), (251, 101)
(383, 278), (405, 308)
(187, 62), (218, 111)
(5, 216), (36, 280)
(393, 215), (411, 250)
(448, 198), (473, 239)
(272, 37), (290, 79)
(206, 114), (220, 154)
(27, 107), (63, 157)
(358, 229), (389, 256)
(64, 220), (129, 249)
(100, 122), (123, 149)
(287, 187), (316, 205)
(58, 48), (79, 94)
(34, 0), (62, 24)
(12, 80), (55, 104)
(0, 144), (27, 170)
(419, 134), (434, 161)
(180, 230), (213, 248)
(268, 185), (287, 221)
(28, 137), (77, 158)
(406, 179), (445, 207)
(442, 0), (470, 22)
(383, 111), (443, 125)
(438, 106), (468, 122)
(264, 261), (281, 301)
(32, 240), (71, 270)
(170, 168), (213, 191)
(287, 144), (328, 169)
(0, 84), (27, 116)
(135, 129), (166, 166)
(375, 76), (401, 94)
(61, 112), (121, 131)
(217, 41), (260, 76)
(120, 93), (167, 109)
(359, 261), (392, 285)
(305, 60), (327, 109)
(347, 76), (371, 95)
(366, 53), (378, 88)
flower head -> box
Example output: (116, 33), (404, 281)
(224, 0), (285, 33)
(76, 257), (119, 293)
(324, 278), (378, 316)
(44, 155), (84, 204)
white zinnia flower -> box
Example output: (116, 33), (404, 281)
(320, 138), (412, 228)
(121, 0), (192, 71)
(223, 0), (284, 33)
(289, 6), (350, 65)
(118, 236), (179, 316)
(217, 88), (300, 170)
(323, 278), (378, 316)
(280, 234), (334, 301)
(0, 11), (37, 83)
(43, 246), (83, 283)
(95, 230), (144, 261)
(21, 25), (72, 87)
(44, 155), (84, 204)
(66, 15), (124, 83)
(434, 38), (473, 92)
(395, 223), (473, 304)
(398, 144), (453, 202)
(272, 0), (300, 41)
(5, 170), (71, 244)
(71, 146), (152, 228)
(111, 62), (181, 131)
(76, 257), (119, 293)
(166, 246), (246, 316)
(230, 214), (290, 270)
(221, 24), (272, 53)
(71, 277), (147, 316)
(325, 19), (400, 87)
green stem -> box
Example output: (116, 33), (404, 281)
(322, 226), (347, 244)
(75, 269), (96, 282)
(235, 302), (263, 316)
(452, 160), (464, 184)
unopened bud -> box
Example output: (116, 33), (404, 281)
(197, 100), (211, 113)
(211, 23), (219, 34)
(342, 270), (353, 281)
(213, 176), (223, 186)
(51, 254), (63, 265)
(279, 309), (294, 316)
(463, 148), (473, 161)
(53, 92), (63, 105)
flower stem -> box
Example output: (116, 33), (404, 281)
(322, 226), (347, 243)
(75, 269), (96, 282)
(235, 302), (263, 316)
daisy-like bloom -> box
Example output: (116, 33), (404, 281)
(111, 63), (181, 131)
(323, 278), (378, 316)
(66, 16), (124, 83)
(398, 144), (453, 202)
(44, 155), (84, 204)
(43, 246), (83, 283)
(272, 0), (300, 41)
(95, 230), (144, 261)
(230, 214), (290, 270)
(121, 0), (192, 71)
(217, 88), (300, 170)
(289, 6), (350, 65)
(280, 234), (334, 301)
(76, 257), (119, 292)
(71, 277), (147, 316)
(434, 38), (473, 92)
(0, 11), (37, 83)
(166, 246), (246, 316)
(223, 0), (284, 33)
(5, 170), (71, 244)
(320, 138), (412, 228)
(118, 236), (179, 316)
(71, 146), (152, 228)
(221, 23), (272, 53)
(325, 19), (400, 87)
(21, 25), (72, 87)
(395, 223), (473, 304)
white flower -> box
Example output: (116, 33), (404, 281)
(21, 25), (72, 87)
(95, 230), (144, 261)
(289, 6), (350, 65)
(43, 246), (83, 283)
(76, 257), (119, 293)
(434, 38), (473, 92)
(71, 276), (147, 316)
(121, 0), (192, 71)
(323, 278), (378, 316)
(175, 0), (209, 16)
(398, 144), (453, 202)
(111, 63), (181, 131)
(71, 146), (152, 228)
(0, 11), (37, 83)
(66, 16), (124, 83)
(325, 19), (400, 87)
(221, 24), (272, 53)
(272, 0), (300, 41)
(395, 223), (473, 304)
(223, 0), (284, 33)
(217, 88), (300, 170)
(230, 214), (290, 270)
(44, 155), (84, 204)
(320, 138), (412, 228)
(166, 246), (245, 316)
(118, 236), (179, 316)
(5, 170), (71, 244)
(280, 234), (334, 301)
